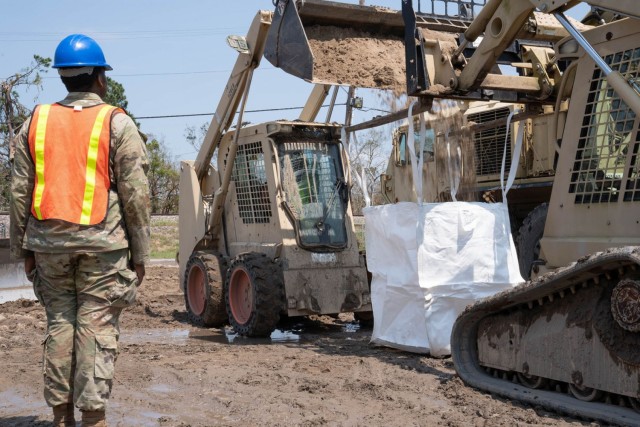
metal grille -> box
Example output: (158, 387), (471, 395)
(419, 0), (486, 19)
(232, 141), (272, 224)
(570, 48), (640, 204)
(468, 107), (511, 176)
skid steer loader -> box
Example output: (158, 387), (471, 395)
(266, 0), (640, 424)
(178, 10), (371, 338)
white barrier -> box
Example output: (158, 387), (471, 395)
(0, 260), (34, 303)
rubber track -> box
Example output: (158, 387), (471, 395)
(451, 247), (640, 427)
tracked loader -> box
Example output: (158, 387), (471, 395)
(178, 11), (371, 337)
(266, 0), (640, 424)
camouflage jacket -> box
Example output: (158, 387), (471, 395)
(10, 92), (151, 265)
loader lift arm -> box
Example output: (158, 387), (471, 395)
(197, 11), (272, 243)
(194, 11), (272, 183)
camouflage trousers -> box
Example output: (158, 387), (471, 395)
(33, 249), (138, 411)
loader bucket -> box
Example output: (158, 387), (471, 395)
(265, 0), (407, 90)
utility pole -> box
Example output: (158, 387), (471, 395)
(344, 86), (356, 146)
(353, 3), (363, 145)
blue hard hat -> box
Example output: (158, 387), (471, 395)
(53, 34), (112, 70)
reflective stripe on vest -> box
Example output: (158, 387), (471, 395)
(28, 103), (119, 225)
(32, 104), (50, 220)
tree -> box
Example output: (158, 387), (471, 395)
(348, 127), (389, 214)
(103, 78), (179, 213)
(185, 121), (222, 167)
(0, 55), (51, 211)
(104, 77), (140, 128)
(184, 121), (209, 152)
(146, 137), (180, 214)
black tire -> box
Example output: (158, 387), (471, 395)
(355, 251), (374, 327)
(516, 203), (548, 280)
(183, 252), (228, 327)
(225, 253), (285, 337)
(354, 310), (374, 327)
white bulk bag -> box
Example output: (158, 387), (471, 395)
(418, 201), (522, 356)
(362, 103), (524, 355)
(364, 202), (430, 353)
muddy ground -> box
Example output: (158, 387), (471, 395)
(0, 264), (596, 427)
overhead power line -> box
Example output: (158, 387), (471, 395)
(0, 28), (242, 42)
(41, 70), (234, 79)
(0, 104), (349, 126)
(136, 103), (347, 120)
(39, 68), (280, 79)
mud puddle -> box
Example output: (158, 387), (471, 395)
(0, 388), (49, 423)
(121, 320), (363, 347)
(191, 327), (302, 344)
(120, 328), (191, 345)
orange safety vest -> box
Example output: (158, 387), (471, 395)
(27, 103), (122, 225)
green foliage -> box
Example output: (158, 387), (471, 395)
(0, 55), (51, 211)
(147, 137), (180, 214)
(103, 78), (180, 214)
(150, 215), (178, 259)
(104, 77), (140, 127)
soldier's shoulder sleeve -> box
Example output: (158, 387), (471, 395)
(9, 116), (35, 260)
(111, 112), (151, 265)
(111, 112), (149, 172)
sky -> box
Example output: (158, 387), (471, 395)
(0, 1), (590, 162)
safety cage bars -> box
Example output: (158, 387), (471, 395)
(231, 141), (272, 224)
(570, 47), (640, 204)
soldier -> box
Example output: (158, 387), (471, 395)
(9, 34), (150, 427)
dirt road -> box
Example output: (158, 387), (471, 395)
(0, 265), (593, 426)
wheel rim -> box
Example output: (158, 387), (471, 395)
(229, 267), (253, 325)
(187, 264), (205, 316)
(516, 372), (547, 389)
(568, 383), (603, 402)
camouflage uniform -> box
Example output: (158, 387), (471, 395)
(10, 92), (150, 411)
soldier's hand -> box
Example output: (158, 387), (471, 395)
(24, 255), (36, 282)
(134, 263), (146, 286)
